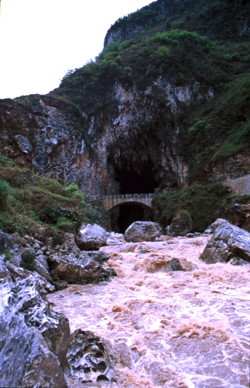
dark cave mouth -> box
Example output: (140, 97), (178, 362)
(114, 162), (158, 194)
(109, 161), (158, 232)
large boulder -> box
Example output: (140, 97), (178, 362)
(48, 251), (116, 285)
(124, 221), (162, 242)
(0, 259), (69, 388)
(67, 330), (115, 384)
(76, 223), (108, 250)
(48, 233), (116, 285)
(201, 218), (250, 264)
(168, 210), (193, 236)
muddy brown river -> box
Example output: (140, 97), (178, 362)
(48, 235), (250, 387)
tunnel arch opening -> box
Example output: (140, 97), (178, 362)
(109, 202), (153, 233)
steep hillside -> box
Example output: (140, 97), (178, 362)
(105, 0), (250, 45)
(0, 0), (250, 231)
(52, 0), (250, 189)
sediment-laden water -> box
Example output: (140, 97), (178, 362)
(48, 236), (250, 387)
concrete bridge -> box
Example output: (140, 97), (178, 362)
(102, 193), (154, 211)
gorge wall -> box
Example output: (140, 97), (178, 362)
(1, 77), (249, 198)
(0, 0), (249, 200)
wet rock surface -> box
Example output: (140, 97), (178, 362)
(76, 223), (108, 250)
(0, 227), (118, 387)
(0, 258), (69, 388)
(48, 232), (116, 285)
(67, 330), (115, 384)
(201, 219), (250, 264)
(124, 221), (162, 242)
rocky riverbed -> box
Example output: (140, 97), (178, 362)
(48, 234), (250, 387)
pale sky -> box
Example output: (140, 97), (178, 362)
(0, 0), (154, 99)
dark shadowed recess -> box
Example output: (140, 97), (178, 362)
(114, 161), (158, 194)
(110, 203), (153, 233)
(110, 161), (157, 232)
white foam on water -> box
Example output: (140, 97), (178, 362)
(48, 236), (250, 387)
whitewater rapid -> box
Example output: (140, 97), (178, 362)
(48, 235), (250, 387)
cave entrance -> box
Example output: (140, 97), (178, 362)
(114, 161), (157, 194)
(109, 203), (153, 233)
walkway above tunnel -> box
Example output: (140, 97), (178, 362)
(102, 193), (154, 211)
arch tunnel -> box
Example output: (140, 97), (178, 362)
(108, 201), (154, 233)
(107, 161), (158, 232)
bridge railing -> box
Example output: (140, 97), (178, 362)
(101, 193), (154, 200)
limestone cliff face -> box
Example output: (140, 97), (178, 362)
(0, 79), (215, 196)
(0, 97), (113, 196)
(103, 80), (213, 189)
(0, 75), (249, 196)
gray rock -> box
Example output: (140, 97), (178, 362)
(0, 261), (69, 388)
(48, 250), (116, 285)
(67, 330), (115, 384)
(0, 256), (9, 278)
(35, 253), (54, 284)
(168, 258), (183, 271)
(76, 223), (108, 250)
(15, 134), (33, 153)
(107, 232), (125, 245)
(201, 219), (250, 264)
(48, 233), (115, 285)
(168, 211), (193, 237)
(124, 221), (162, 242)
(203, 226), (213, 234)
(0, 230), (12, 252)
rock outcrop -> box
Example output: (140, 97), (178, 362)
(201, 219), (250, 264)
(76, 223), (108, 250)
(0, 227), (118, 387)
(67, 330), (115, 384)
(0, 229), (12, 252)
(0, 258), (69, 388)
(124, 221), (162, 242)
(168, 210), (193, 236)
(48, 232), (115, 287)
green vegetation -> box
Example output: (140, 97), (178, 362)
(0, 179), (10, 206)
(57, 28), (224, 107)
(0, 165), (102, 236)
(153, 183), (230, 231)
(6, 0), (248, 234)
(105, 0), (250, 43)
(179, 71), (250, 177)
(56, 22), (249, 176)
(20, 250), (36, 271)
(0, 155), (15, 167)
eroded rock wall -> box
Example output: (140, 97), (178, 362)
(0, 78), (248, 196)
(0, 258), (69, 387)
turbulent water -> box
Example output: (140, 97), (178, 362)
(48, 235), (250, 388)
